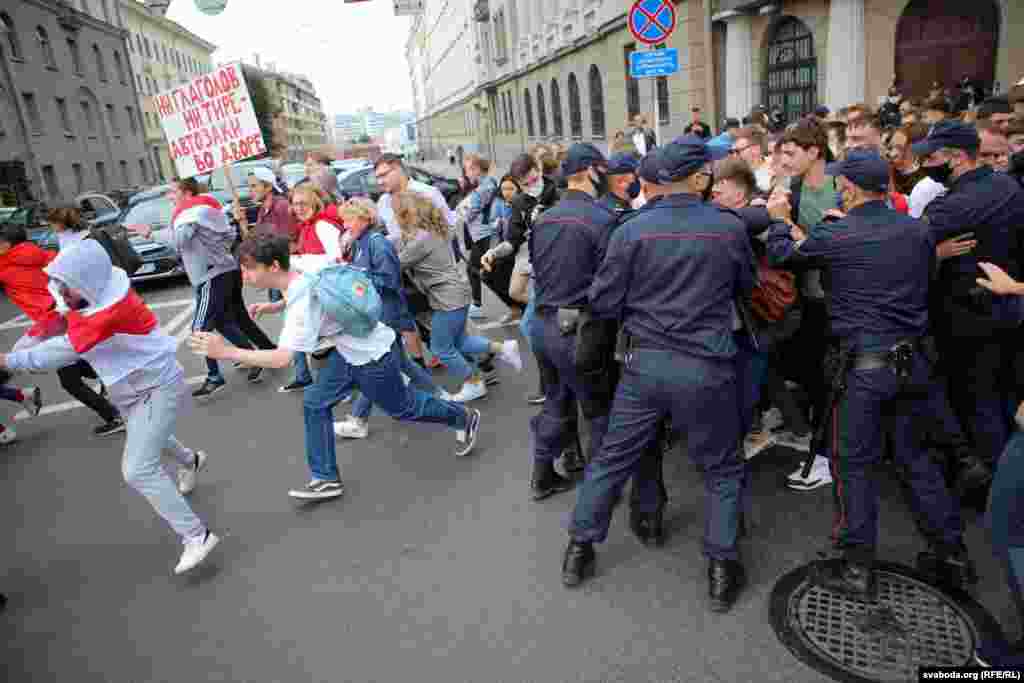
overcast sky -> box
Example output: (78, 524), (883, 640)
(166, 0), (415, 118)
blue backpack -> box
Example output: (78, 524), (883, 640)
(307, 264), (382, 338)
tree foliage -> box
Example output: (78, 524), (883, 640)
(241, 65), (279, 157)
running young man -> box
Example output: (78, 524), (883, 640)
(1, 240), (218, 575)
(188, 233), (482, 500)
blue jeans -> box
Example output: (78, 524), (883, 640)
(430, 307), (492, 384)
(303, 345), (468, 481)
(352, 340), (439, 420)
(269, 288), (284, 303)
(293, 352), (312, 385)
(520, 282), (535, 348)
(570, 349), (744, 560)
(989, 429), (1024, 632)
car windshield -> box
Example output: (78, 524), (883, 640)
(123, 196), (174, 229)
(208, 163), (271, 192)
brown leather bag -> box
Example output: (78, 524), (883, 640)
(750, 256), (797, 322)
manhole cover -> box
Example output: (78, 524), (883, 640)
(770, 560), (1004, 683)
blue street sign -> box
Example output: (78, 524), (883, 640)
(629, 48), (680, 79)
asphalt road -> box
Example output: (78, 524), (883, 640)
(0, 275), (1017, 683)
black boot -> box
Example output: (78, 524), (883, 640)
(811, 557), (877, 601)
(953, 451), (993, 499)
(917, 543), (978, 591)
(531, 460), (574, 501)
(708, 558), (746, 613)
(629, 507), (665, 547)
(562, 540), (595, 587)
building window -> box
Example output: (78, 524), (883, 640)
(536, 84), (547, 137)
(624, 44), (639, 119)
(113, 50), (126, 84)
(143, 37), (151, 59)
(765, 17), (817, 124)
(126, 106), (136, 135)
(106, 104), (119, 136)
(119, 160), (129, 186)
(135, 34), (142, 54)
(589, 65), (605, 139)
(568, 73), (582, 138)
(93, 44), (107, 81)
(67, 37), (82, 74)
(494, 10), (508, 63)
(72, 163), (84, 194)
(42, 165), (60, 200)
(95, 161), (107, 191)
(1, 14), (22, 60)
(551, 79), (564, 138)
(81, 100), (97, 137)
(524, 88), (535, 138)
(36, 27), (56, 69)
(138, 159), (148, 185)
(22, 93), (42, 135)
(56, 97), (72, 135)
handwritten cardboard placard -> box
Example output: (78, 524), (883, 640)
(154, 62), (266, 178)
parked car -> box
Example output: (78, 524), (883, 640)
(26, 193), (186, 284)
(280, 163), (306, 189)
(336, 165), (460, 206)
(207, 159), (277, 225)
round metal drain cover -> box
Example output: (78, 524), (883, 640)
(770, 560), (1004, 683)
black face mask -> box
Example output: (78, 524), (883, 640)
(923, 161), (954, 186)
(627, 178), (641, 200)
(1010, 150), (1024, 176)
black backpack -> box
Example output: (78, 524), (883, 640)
(89, 226), (143, 275)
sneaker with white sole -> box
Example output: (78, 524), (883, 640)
(497, 340), (523, 372)
(278, 380), (312, 394)
(744, 431), (777, 460)
(174, 530), (220, 575)
(468, 304), (487, 319)
(334, 417), (369, 439)
(288, 479), (345, 500)
(177, 450), (208, 495)
(455, 408), (482, 457)
(20, 386), (42, 418)
(787, 455), (833, 491)
(0, 426), (16, 445)
(449, 380), (488, 403)
(775, 430), (811, 452)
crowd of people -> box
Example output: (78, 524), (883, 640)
(3, 76), (1024, 669)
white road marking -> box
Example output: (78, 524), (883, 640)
(147, 298), (195, 310)
(12, 375), (208, 421)
(160, 304), (196, 338)
(0, 313), (30, 330)
(0, 302), (194, 333)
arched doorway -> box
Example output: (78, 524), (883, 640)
(895, 0), (999, 99)
(764, 17), (817, 125)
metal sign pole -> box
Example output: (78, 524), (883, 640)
(651, 46), (660, 147)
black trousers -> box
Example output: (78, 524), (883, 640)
(57, 360), (119, 423)
(465, 232), (486, 306)
(229, 269), (275, 351)
(481, 252), (521, 311)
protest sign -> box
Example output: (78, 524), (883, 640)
(154, 62), (266, 178)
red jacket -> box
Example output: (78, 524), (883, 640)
(297, 207), (345, 255)
(0, 242), (63, 337)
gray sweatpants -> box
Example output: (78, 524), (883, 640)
(121, 378), (205, 541)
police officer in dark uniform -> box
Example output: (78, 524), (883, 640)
(914, 121), (1024, 476)
(766, 149), (969, 599)
(600, 154), (641, 214)
(562, 137), (755, 613)
(528, 143), (618, 501)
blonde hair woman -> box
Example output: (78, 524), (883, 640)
(391, 192), (522, 403)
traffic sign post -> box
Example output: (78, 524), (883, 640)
(628, 0), (677, 149)
(629, 48), (679, 78)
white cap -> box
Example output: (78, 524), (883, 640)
(249, 166), (283, 193)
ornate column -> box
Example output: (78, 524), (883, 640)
(825, 0), (866, 109)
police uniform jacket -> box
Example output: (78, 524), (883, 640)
(531, 190), (618, 309)
(589, 193), (756, 360)
(599, 193), (633, 217)
(766, 200), (934, 352)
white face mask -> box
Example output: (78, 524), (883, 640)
(525, 177), (544, 198)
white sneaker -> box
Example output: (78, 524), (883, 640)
(497, 340), (523, 372)
(743, 431), (777, 460)
(174, 530), (220, 575)
(761, 407), (784, 433)
(448, 380), (488, 403)
(20, 386), (42, 418)
(177, 450), (208, 495)
(334, 417), (369, 439)
(787, 455), (833, 491)
(775, 430), (812, 452)
(0, 427), (16, 445)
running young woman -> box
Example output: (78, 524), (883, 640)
(391, 192), (522, 403)
(188, 233), (483, 501)
(1, 240), (218, 575)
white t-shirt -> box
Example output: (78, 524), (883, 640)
(754, 166), (774, 194)
(279, 255), (396, 366)
(909, 177), (947, 219)
(378, 179), (454, 242)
